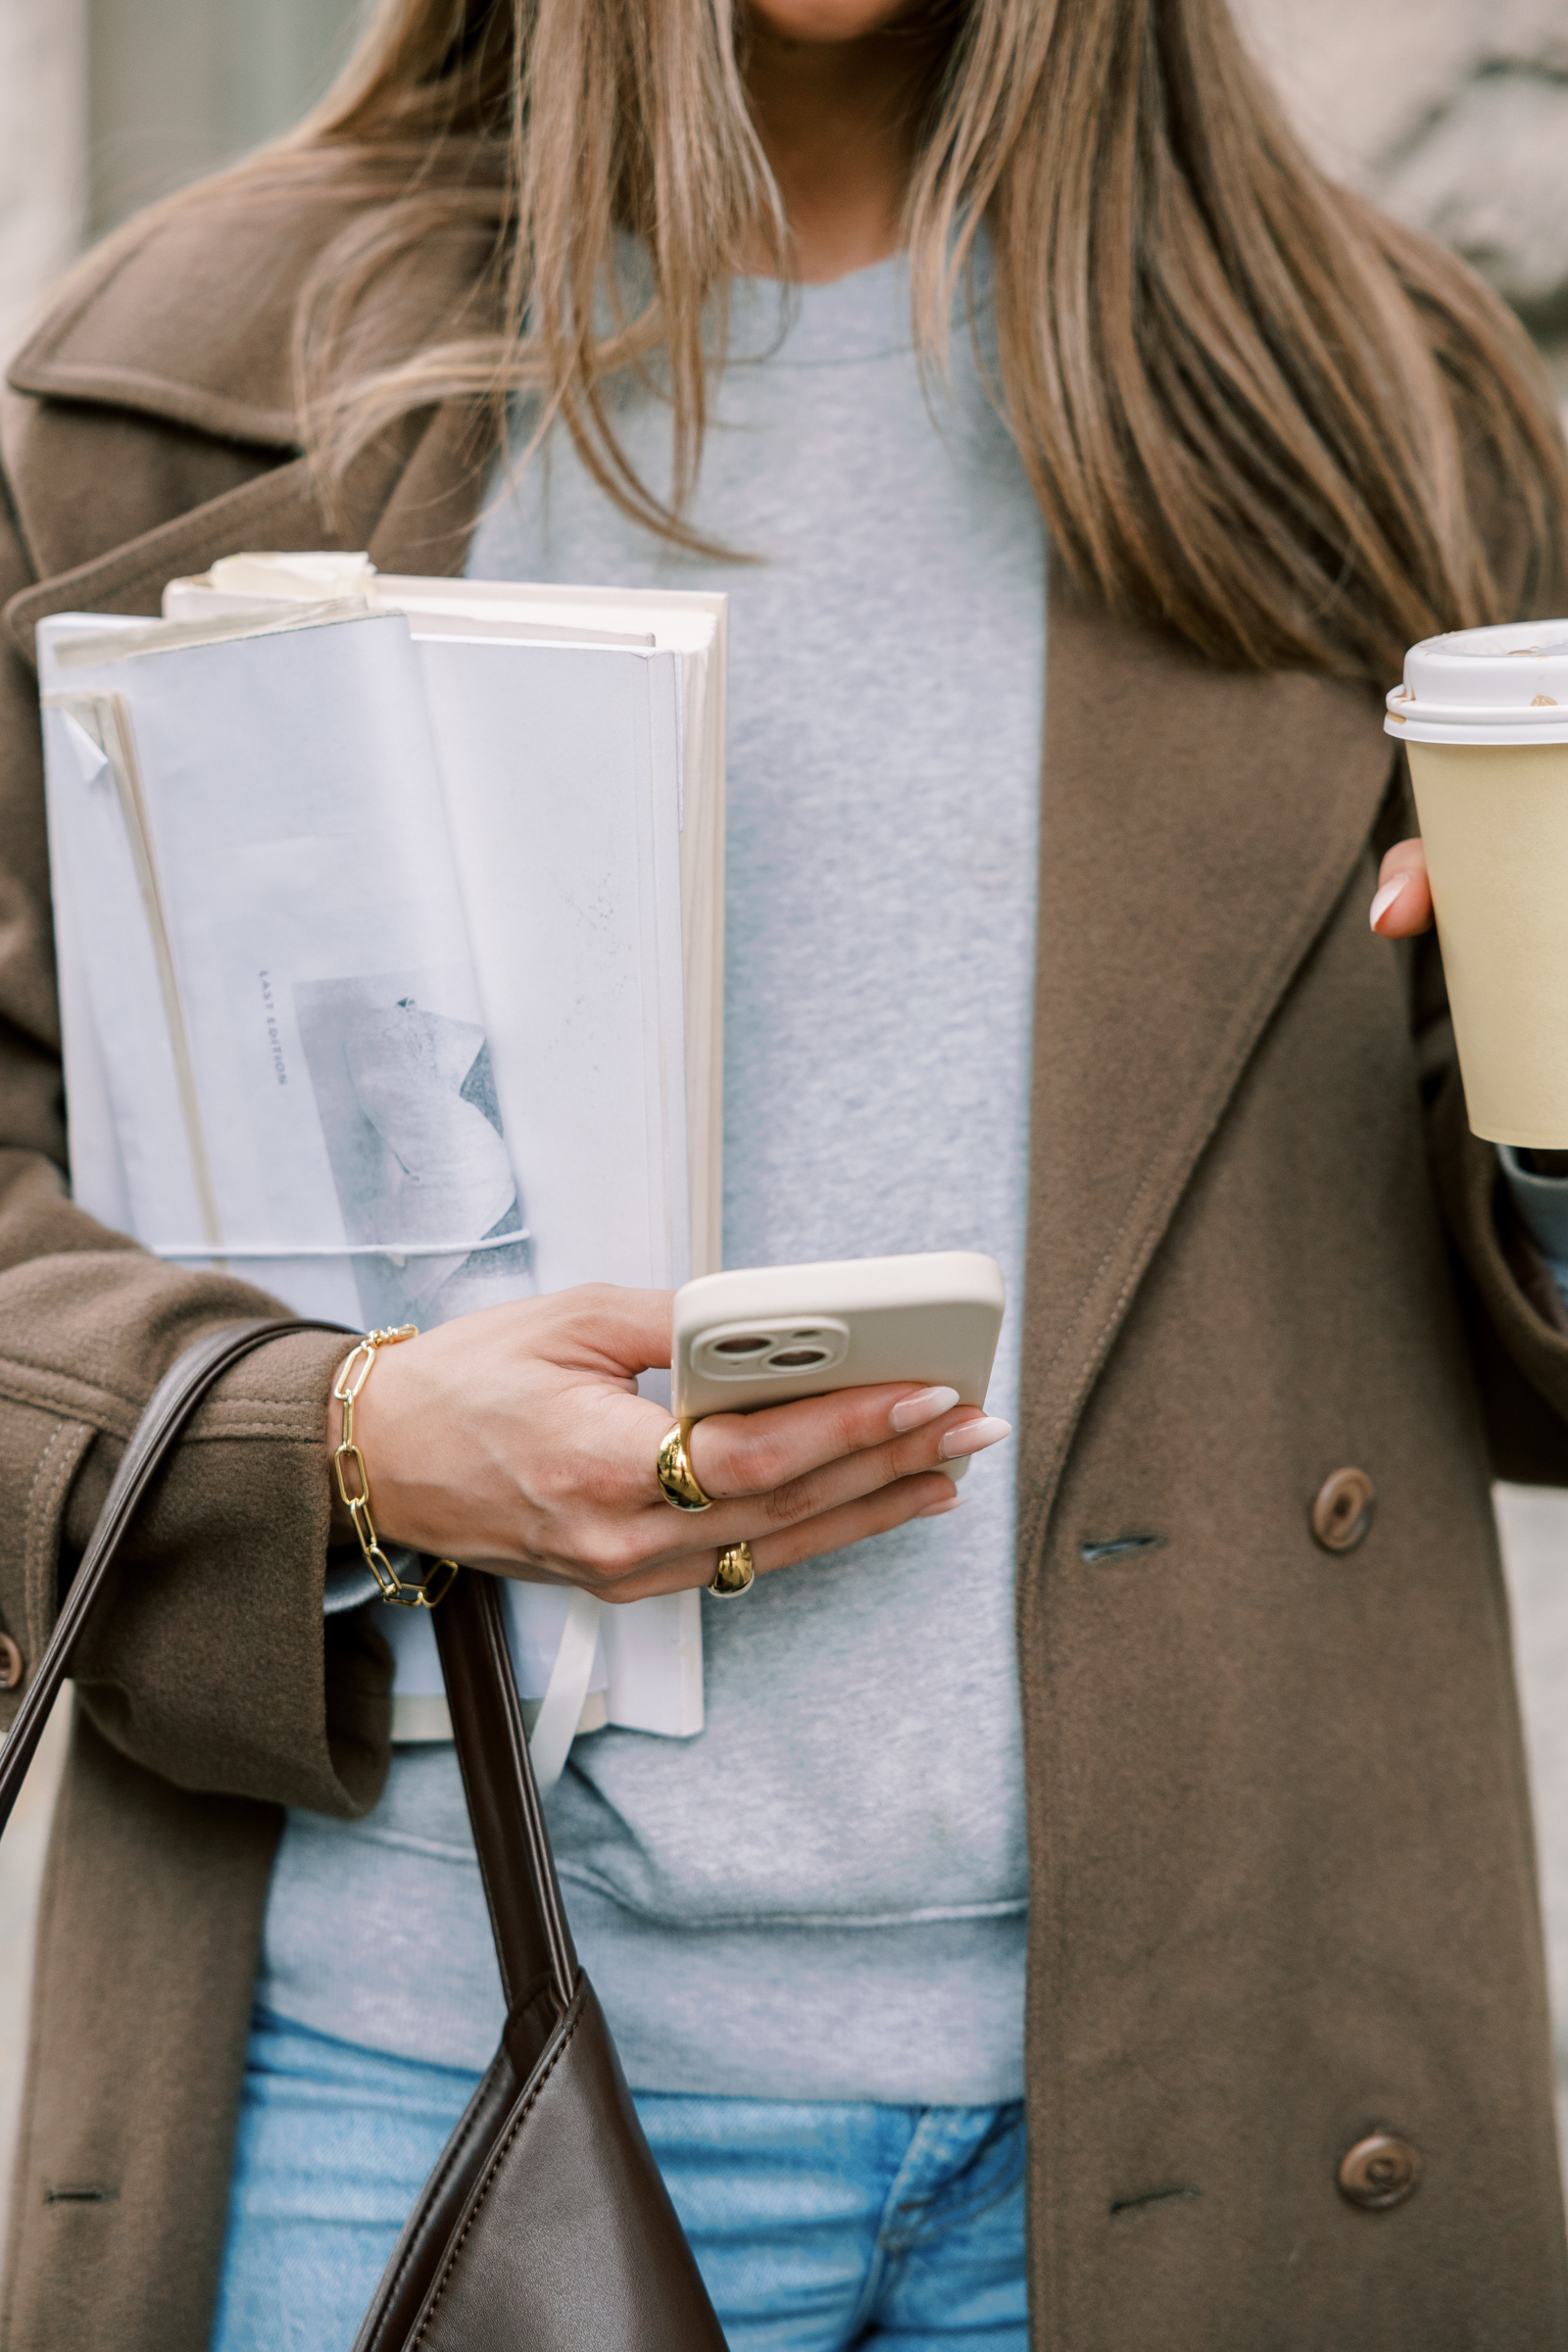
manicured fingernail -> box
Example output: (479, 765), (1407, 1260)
(939, 1414), (1011, 1460)
(916, 1494), (964, 1517)
(892, 1385), (960, 1433)
(1369, 875), (1407, 932)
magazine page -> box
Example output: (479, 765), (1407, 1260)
(39, 610), (533, 1335)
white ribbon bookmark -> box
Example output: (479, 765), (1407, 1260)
(527, 1588), (603, 1790)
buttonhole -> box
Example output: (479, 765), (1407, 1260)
(43, 2184), (116, 2204)
(1080, 1534), (1168, 1565)
(1108, 2184), (1200, 2218)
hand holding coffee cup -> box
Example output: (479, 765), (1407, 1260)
(1377, 623), (1568, 1149)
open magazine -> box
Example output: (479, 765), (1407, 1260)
(37, 553), (726, 1784)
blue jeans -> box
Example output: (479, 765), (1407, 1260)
(212, 2009), (1028, 2350)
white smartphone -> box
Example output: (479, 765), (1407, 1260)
(671, 1252), (1004, 1463)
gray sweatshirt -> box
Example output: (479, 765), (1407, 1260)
(258, 248), (1047, 2103)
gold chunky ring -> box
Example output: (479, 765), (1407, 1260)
(657, 1418), (714, 1512)
(710, 1542), (755, 1597)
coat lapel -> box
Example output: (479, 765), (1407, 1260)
(1016, 569), (1397, 1552)
(3, 453), (337, 662)
(2, 403), (492, 667)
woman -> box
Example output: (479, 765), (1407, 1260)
(2, 0), (1568, 2346)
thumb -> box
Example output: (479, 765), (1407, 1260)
(1370, 840), (1434, 938)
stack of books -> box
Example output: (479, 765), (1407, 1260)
(38, 550), (727, 1779)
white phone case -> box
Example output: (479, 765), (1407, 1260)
(671, 1250), (1004, 1427)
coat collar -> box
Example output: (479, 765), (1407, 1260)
(5, 151), (503, 451)
(2, 156), (504, 662)
(2, 405), (491, 664)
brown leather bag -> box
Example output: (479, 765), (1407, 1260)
(0, 1318), (729, 2352)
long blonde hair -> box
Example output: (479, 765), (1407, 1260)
(220, 0), (1568, 678)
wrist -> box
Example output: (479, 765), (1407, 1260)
(328, 1329), (457, 1606)
(328, 1328), (412, 1553)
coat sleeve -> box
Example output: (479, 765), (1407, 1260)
(1431, 1063), (1568, 1486)
(0, 466), (391, 1817)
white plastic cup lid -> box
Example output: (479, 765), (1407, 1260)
(1387, 620), (1568, 747)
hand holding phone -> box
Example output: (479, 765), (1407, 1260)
(339, 1257), (1009, 1612)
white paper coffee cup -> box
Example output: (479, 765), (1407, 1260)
(1388, 621), (1568, 1147)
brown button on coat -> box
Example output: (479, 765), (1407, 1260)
(2, 163), (1568, 2351)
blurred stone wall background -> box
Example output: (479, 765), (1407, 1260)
(4, 0), (1568, 2257)
(0, 0), (360, 359)
(0, 0), (86, 364)
(1236, 0), (1568, 387)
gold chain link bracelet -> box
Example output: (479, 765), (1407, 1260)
(332, 1326), (458, 1610)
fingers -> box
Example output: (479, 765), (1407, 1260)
(507, 1393), (1009, 1597)
(540, 1466), (965, 1603)
(741, 1468), (963, 1579)
(1370, 839), (1434, 938)
(684, 1382), (994, 1503)
(630, 1401), (1009, 1567)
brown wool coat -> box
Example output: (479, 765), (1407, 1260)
(2, 166), (1568, 2352)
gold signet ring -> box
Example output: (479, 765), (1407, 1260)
(710, 1542), (755, 1597)
(657, 1418), (714, 1512)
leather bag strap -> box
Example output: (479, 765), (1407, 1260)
(435, 1569), (577, 2013)
(0, 1317), (351, 1826)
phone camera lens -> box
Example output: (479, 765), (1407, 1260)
(714, 1336), (769, 1356)
(768, 1348), (828, 1369)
